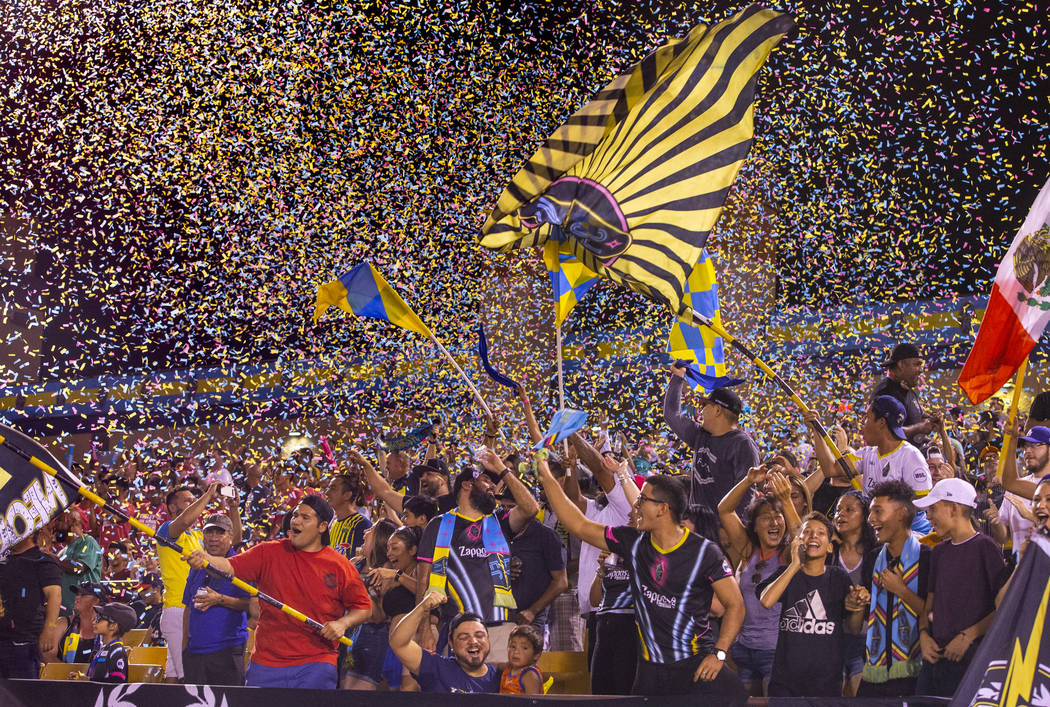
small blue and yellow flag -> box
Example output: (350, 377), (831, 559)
(313, 263), (432, 338)
(667, 251), (737, 390)
(534, 408), (589, 450)
(543, 240), (599, 328)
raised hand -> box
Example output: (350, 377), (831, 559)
(745, 465), (769, 487)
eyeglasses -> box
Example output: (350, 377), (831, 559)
(635, 493), (667, 507)
(92, 615), (111, 624)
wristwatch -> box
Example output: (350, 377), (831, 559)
(715, 649), (727, 662)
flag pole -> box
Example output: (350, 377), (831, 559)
(0, 431), (354, 648)
(684, 307), (862, 490)
(428, 332), (495, 420)
(996, 357), (1029, 479)
(556, 322), (569, 456)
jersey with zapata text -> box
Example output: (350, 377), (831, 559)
(604, 525), (733, 664)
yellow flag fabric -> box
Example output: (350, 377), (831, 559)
(480, 5), (793, 315)
(667, 250), (726, 376)
(542, 240), (599, 328)
(313, 263), (433, 338)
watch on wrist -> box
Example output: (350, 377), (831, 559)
(715, 649), (727, 662)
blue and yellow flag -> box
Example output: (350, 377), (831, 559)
(313, 263), (432, 338)
(667, 251), (741, 390)
(480, 6), (794, 316)
(534, 408), (589, 450)
(543, 240), (599, 328)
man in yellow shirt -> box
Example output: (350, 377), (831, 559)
(155, 483), (241, 683)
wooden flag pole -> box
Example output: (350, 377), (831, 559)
(685, 307), (862, 490)
(428, 332), (495, 420)
(996, 357), (1029, 479)
(556, 323), (569, 456)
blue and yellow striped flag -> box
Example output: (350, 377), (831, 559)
(313, 263), (432, 338)
(543, 240), (599, 328)
(667, 251), (738, 390)
(480, 6), (794, 316)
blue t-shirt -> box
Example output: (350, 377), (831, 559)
(182, 549), (250, 654)
(414, 650), (500, 693)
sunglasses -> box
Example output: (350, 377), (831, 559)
(751, 559), (770, 586)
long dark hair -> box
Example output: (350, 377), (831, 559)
(744, 494), (788, 555)
(834, 490), (878, 553)
(368, 518), (399, 569)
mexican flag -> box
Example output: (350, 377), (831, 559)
(959, 177), (1050, 404)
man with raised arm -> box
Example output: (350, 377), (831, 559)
(415, 448), (539, 663)
(389, 592), (500, 693)
(535, 454), (747, 700)
(186, 496), (371, 689)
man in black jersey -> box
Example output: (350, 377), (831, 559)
(537, 456), (747, 700)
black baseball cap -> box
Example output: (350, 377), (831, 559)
(93, 602), (138, 635)
(870, 396), (907, 440)
(883, 343), (922, 368)
(412, 458), (450, 479)
(452, 466), (501, 498)
(697, 387), (743, 417)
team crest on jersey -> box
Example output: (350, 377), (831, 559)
(650, 555), (669, 585)
(465, 522), (483, 542)
(324, 572), (337, 589)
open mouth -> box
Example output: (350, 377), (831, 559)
(806, 541), (823, 551)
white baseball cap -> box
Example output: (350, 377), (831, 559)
(913, 478), (977, 509)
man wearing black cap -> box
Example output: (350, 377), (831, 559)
(0, 533), (62, 679)
(664, 363), (760, 513)
(186, 496), (372, 689)
(352, 451), (456, 516)
(416, 448), (539, 663)
(873, 343), (938, 445)
(55, 582), (109, 664)
(806, 396), (932, 532)
(182, 513), (250, 686)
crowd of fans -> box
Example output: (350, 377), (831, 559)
(2, 342), (1049, 700)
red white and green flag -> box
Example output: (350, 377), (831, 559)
(959, 177), (1050, 403)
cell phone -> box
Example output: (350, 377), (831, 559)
(219, 485), (237, 499)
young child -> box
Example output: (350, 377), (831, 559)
(758, 513), (870, 697)
(499, 624), (544, 695)
(85, 602), (137, 683)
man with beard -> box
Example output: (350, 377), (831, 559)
(416, 449), (539, 663)
(389, 593), (500, 693)
(182, 514), (250, 686)
(351, 452), (454, 516)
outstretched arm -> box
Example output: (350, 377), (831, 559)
(479, 448), (540, 531)
(516, 385), (543, 445)
(536, 455), (608, 551)
(350, 450), (405, 513)
(169, 483), (222, 539)
(1001, 429), (1037, 499)
(390, 592), (447, 675)
(663, 364), (701, 444)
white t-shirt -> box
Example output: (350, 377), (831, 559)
(855, 441), (932, 496)
(577, 481), (632, 615)
(999, 474), (1039, 554)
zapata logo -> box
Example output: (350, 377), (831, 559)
(1013, 224), (1050, 295)
(650, 555), (669, 585)
(518, 176), (631, 262)
(324, 572), (337, 589)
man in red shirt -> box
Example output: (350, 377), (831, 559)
(187, 495), (371, 688)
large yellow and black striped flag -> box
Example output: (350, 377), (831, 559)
(480, 5), (793, 315)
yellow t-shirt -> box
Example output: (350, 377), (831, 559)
(156, 521), (204, 609)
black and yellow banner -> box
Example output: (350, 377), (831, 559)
(480, 5), (794, 315)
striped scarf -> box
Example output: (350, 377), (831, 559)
(863, 536), (921, 682)
(427, 510), (516, 611)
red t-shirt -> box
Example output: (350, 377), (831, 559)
(228, 540), (371, 667)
